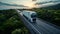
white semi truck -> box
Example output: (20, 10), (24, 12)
(22, 10), (37, 23)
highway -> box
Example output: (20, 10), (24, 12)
(16, 9), (60, 34)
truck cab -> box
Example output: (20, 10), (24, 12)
(31, 13), (37, 23)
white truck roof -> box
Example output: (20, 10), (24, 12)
(23, 10), (36, 14)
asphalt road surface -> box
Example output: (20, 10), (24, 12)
(16, 10), (60, 34)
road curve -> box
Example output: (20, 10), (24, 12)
(16, 9), (60, 34)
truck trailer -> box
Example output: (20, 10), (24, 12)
(22, 10), (37, 23)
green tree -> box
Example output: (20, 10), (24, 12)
(12, 29), (22, 34)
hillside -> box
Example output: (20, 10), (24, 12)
(40, 3), (60, 10)
(0, 9), (30, 34)
(32, 4), (60, 26)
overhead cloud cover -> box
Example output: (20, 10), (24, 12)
(0, 0), (60, 8)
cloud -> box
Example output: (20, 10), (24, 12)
(0, 0), (60, 8)
(35, 2), (60, 8)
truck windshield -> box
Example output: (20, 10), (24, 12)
(31, 13), (37, 18)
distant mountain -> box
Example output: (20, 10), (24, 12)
(40, 3), (60, 10)
(0, 2), (26, 7)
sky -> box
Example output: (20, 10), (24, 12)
(0, 0), (36, 8)
(0, 0), (60, 8)
(0, 0), (59, 3)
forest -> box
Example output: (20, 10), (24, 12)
(0, 8), (60, 34)
(32, 8), (60, 27)
(0, 9), (30, 34)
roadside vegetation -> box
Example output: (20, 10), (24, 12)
(32, 8), (60, 26)
(0, 9), (30, 34)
